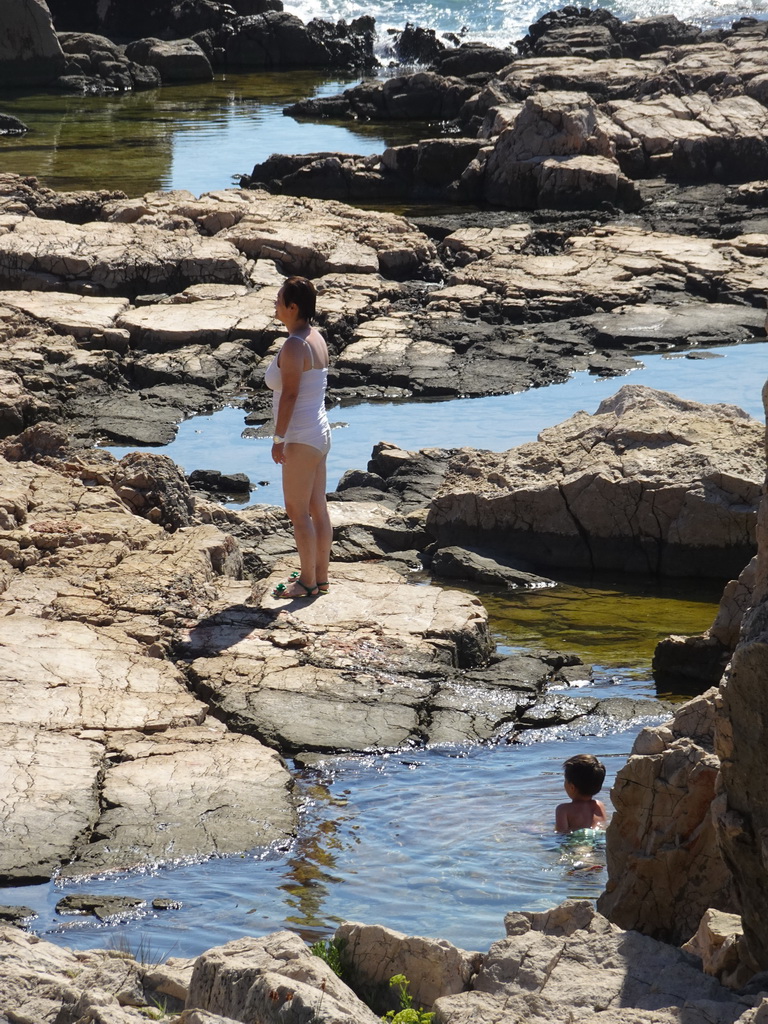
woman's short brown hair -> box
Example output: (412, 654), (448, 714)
(281, 276), (316, 321)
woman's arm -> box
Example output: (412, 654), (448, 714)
(272, 336), (304, 460)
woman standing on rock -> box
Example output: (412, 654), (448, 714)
(265, 276), (332, 599)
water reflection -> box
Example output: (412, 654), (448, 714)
(0, 72), (432, 197)
(485, 570), (723, 679)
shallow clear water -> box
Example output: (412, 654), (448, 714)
(0, 726), (652, 958)
(106, 343), (766, 506)
(2, 345), (743, 959)
(0, 73), (428, 197)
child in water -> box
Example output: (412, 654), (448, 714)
(555, 754), (607, 833)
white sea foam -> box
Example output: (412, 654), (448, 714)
(284, 0), (768, 51)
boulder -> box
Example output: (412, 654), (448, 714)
(390, 23), (446, 65)
(427, 385), (763, 578)
(483, 91), (639, 210)
(429, 546), (555, 589)
(186, 931), (382, 1023)
(597, 691), (738, 944)
(215, 11), (375, 70)
(125, 37), (214, 82)
(715, 380), (768, 971)
(56, 30), (163, 92)
(0, 0), (66, 86)
(335, 921), (480, 1012)
(433, 42), (515, 78)
(682, 909), (754, 989)
(433, 899), (751, 1024)
(0, 114), (29, 134)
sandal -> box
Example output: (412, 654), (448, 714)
(272, 578), (319, 599)
(289, 570), (329, 595)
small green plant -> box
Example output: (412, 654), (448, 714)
(382, 974), (434, 1024)
(310, 937), (346, 978)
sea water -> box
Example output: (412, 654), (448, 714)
(106, 342), (766, 505)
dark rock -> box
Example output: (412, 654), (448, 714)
(152, 897), (183, 909)
(285, 71), (475, 122)
(188, 469), (251, 493)
(0, 114), (29, 134)
(430, 546), (556, 589)
(55, 894), (145, 920)
(414, 137), (483, 187)
(653, 634), (730, 694)
(125, 37), (213, 82)
(618, 14), (701, 57)
(671, 134), (768, 185)
(0, 905), (37, 924)
(390, 23), (445, 65)
(216, 11), (375, 70)
(336, 469), (388, 492)
(433, 42), (514, 77)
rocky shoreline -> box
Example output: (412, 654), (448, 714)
(2, 2), (768, 1021)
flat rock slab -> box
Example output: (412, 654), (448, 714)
(0, 726), (102, 883)
(0, 290), (130, 338)
(60, 726), (297, 877)
(183, 571), (602, 753)
(580, 302), (766, 348)
(116, 291), (276, 350)
(256, 561), (490, 666)
(0, 218), (247, 293)
(0, 614), (207, 731)
(428, 384), (763, 577)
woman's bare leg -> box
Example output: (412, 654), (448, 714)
(280, 442), (327, 595)
(309, 454), (332, 586)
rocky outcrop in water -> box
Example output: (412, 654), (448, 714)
(2, 418), (657, 880)
(592, 381), (768, 984)
(261, 16), (768, 209)
(427, 385), (763, 579)
(597, 691), (738, 945)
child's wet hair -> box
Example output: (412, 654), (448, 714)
(563, 753), (606, 797)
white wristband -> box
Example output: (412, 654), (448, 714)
(273, 434), (285, 444)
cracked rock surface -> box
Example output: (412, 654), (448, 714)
(427, 384), (763, 578)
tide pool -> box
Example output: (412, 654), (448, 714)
(106, 342), (766, 506)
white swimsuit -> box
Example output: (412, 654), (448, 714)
(264, 335), (331, 455)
